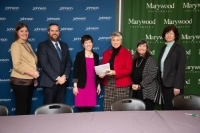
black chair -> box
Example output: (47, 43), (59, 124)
(111, 98), (146, 111)
(35, 103), (73, 115)
(0, 105), (9, 116)
(172, 94), (200, 110)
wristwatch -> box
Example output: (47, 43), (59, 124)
(138, 84), (141, 90)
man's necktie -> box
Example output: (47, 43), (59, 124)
(55, 42), (62, 60)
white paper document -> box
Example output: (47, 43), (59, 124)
(94, 63), (110, 75)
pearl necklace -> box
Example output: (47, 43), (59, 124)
(136, 59), (143, 67)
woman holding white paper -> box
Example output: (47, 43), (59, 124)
(73, 35), (101, 112)
(99, 32), (133, 111)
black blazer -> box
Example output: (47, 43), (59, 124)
(158, 42), (186, 89)
(73, 50), (100, 88)
(37, 39), (71, 87)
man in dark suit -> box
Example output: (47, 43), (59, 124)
(158, 25), (186, 110)
(37, 23), (71, 105)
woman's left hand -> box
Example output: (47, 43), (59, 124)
(106, 70), (116, 76)
(97, 85), (101, 95)
(174, 88), (180, 96)
(132, 84), (139, 90)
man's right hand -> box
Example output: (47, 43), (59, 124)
(57, 76), (66, 85)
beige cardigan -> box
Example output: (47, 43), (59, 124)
(10, 39), (38, 79)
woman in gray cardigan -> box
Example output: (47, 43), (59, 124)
(130, 40), (157, 110)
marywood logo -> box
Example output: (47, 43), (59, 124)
(164, 18), (192, 25)
(4, 7), (19, 11)
(85, 6), (99, 11)
(181, 34), (200, 41)
(128, 18), (156, 25)
(85, 27), (99, 31)
(73, 17), (86, 21)
(19, 17), (34, 21)
(145, 34), (162, 41)
(0, 17), (6, 21)
(59, 7), (73, 11)
(33, 28), (47, 32)
(73, 37), (81, 41)
(98, 16), (112, 21)
(46, 17), (60, 21)
(32, 7), (47, 11)
(186, 66), (200, 71)
(186, 49), (191, 55)
(183, 2), (200, 10)
(60, 27), (74, 31)
(130, 49), (155, 55)
(6, 28), (15, 32)
(146, 3), (175, 10)
(98, 37), (110, 41)
(185, 79), (190, 84)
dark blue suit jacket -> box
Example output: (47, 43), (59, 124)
(37, 39), (71, 88)
(158, 42), (186, 89)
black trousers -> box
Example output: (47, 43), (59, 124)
(143, 99), (155, 110)
(161, 84), (184, 110)
(131, 89), (155, 110)
(10, 83), (34, 115)
(43, 84), (66, 105)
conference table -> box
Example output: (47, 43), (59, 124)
(0, 111), (199, 133)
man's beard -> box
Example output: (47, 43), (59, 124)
(49, 34), (60, 42)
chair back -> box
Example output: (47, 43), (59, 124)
(0, 105), (9, 116)
(111, 98), (146, 111)
(172, 94), (200, 110)
(35, 103), (73, 115)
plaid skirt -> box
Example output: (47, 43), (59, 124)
(103, 76), (130, 111)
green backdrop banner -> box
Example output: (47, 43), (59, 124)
(122, 0), (200, 95)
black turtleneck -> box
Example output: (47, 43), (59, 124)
(109, 45), (121, 70)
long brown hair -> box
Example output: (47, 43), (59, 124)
(133, 40), (151, 60)
(14, 22), (29, 41)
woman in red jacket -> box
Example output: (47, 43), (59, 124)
(99, 32), (133, 111)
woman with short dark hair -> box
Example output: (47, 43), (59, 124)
(158, 25), (186, 110)
(73, 35), (101, 112)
